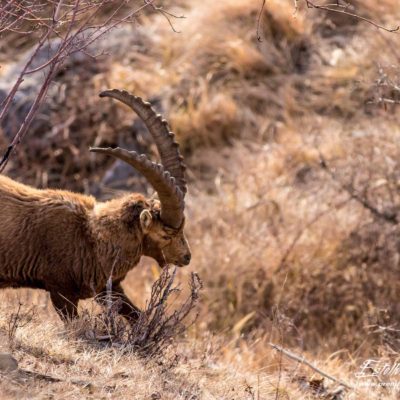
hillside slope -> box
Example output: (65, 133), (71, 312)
(1, 0), (400, 399)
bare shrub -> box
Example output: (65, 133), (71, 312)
(0, 0), (178, 173)
(72, 267), (202, 357)
(6, 302), (36, 349)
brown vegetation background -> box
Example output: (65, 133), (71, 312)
(1, 0), (400, 398)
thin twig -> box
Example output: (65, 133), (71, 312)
(269, 343), (355, 391)
(305, 0), (399, 33)
(256, 0), (266, 42)
(19, 368), (113, 390)
(318, 152), (398, 225)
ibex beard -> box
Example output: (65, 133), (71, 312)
(0, 89), (191, 322)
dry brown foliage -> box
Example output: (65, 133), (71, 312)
(1, 0), (400, 398)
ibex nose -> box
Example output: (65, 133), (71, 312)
(183, 254), (191, 265)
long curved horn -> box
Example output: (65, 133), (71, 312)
(99, 89), (187, 196)
(90, 147), (184, 229)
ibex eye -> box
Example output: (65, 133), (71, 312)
(162, 235), (171, 241)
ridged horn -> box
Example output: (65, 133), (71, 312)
(90, 147), (184, 229)
(99, 89), (187, 196)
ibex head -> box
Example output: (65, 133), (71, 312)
(140, 200), (191, 266)
(91, 89), (191, 267)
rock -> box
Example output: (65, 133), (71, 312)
(0, 353), (18, 373)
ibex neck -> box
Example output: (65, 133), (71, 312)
(90, 197), (145, 282)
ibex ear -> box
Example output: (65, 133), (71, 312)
(140, 209), (153, 233)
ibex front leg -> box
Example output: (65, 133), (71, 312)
(49, 291), (79, 321)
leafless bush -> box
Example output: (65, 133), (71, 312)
(0, 0), (177, 172)
(7, 302), (35, 349)
(73, 267), (202, 357)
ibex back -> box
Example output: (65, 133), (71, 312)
(0, 90), (191, 321)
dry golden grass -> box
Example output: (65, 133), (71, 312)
(0, 295), (399, 399)
(1, 0), (400, 398)
(186, 120), (400, 351)
(1, 297), (398, 400)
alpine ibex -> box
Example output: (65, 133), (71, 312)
(0, 89), (191, 321)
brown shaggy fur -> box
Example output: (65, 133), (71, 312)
(0, 175), (191, 320)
